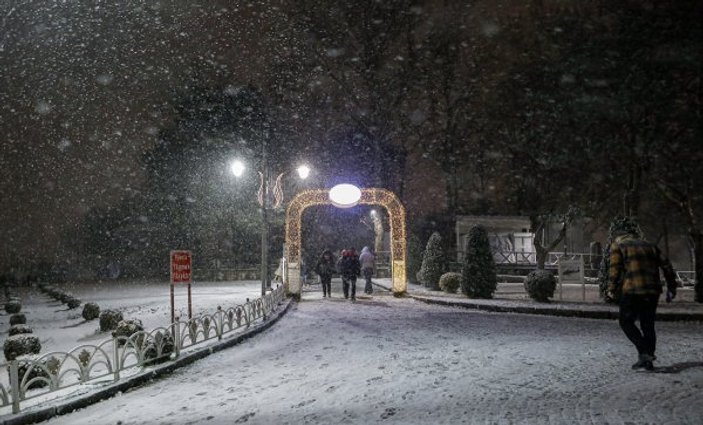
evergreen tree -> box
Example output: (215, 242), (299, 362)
(418, 232), (446, 290)
(461, 225), (497, 299)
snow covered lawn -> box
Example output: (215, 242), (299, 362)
(43, 286), (703, 425)
(0, 280), (264, 385)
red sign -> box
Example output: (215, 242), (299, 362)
(170, 250), (192, 284)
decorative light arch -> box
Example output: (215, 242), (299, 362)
(284, 188), (406, 298)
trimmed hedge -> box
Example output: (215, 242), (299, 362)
(99, 310), (124, 332)
(82, 302), (101, 321)
(3, 334), (41, 361)
(439, 272), (461, 294)
(524, 269), (557, 302)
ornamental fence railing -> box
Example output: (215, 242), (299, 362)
(0, 284), (286, 415)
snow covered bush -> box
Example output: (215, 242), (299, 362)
(9, 313), (26, 326)
(439, 272), (461, 293)
(99, 309), (123, 332)
(12, 355), (51, 389)
(9, 325), (33, 336)
(524, 269), (557, 302)
(4, 299), (21, 314)
(418, 232), (447, 290)
(112, 318), (145, 342)
(66, 297), (81, 309)
(460, 225), (497, 299)
(82, 302), (100, 321)
(3, 334), (42, 361)
(143, 331), (175, 364)
(59, 293), (74, 303)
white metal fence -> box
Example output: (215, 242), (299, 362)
(0, 285), (286, 415)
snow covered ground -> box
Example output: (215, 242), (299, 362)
(2, 280), (266, 348)
(0, 280), (265, 387)
(41, 279), (703, 425)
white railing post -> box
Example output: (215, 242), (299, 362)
(216, 307), (223, 341)
(173, 318), (181, 357)
(9, 360), (20, 414)
(113, 338), (120, 382)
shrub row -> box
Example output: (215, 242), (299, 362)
(37, 282), (104, 321)
(418, 227), (557, 302)
(2, 286), (40, 362)
(37, 282), (82, 310)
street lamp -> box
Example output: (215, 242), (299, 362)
(231, 158), (310, 296)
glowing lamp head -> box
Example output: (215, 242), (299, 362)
(329, 184), (361, 208)
(297, 165), (310, 180)
(230, 160), (245, 177)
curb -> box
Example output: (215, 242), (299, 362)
(371, 282), (703, 322)
(409, 294), (703, 321)
(0, 299), (294, 425)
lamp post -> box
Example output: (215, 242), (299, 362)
(230, 156), (310, 296)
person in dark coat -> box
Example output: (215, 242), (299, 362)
(608, 219), (678, 371)
(315, 249), (336, 298)
(337, 249), (346, 293)
(340, 247), (361, 301)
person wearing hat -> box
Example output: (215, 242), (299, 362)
(607, 217), (678, 371)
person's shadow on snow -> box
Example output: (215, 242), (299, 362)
(652, 361), (703, 374)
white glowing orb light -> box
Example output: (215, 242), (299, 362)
(297, 165), (310, 180)
(329, 184), (362, 208)
(230, 160), (245, 177)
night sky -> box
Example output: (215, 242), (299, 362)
(1, 1), (453, 263)
(1, 2), (318, 259)
(1, 1), (700, 269)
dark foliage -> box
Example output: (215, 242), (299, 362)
(460, 226), (497, 299)
(9, 325), (33, 336)
(418, 232), (447, 290)
(9, 314), (26, 326)
(524, 269), (557, 302)
(82, 302), (101, 321)
(99, 310), (124, 332)
(439, 272), (461, 294)
(4, 300), (21, 314)
(3, 335), (41, 361)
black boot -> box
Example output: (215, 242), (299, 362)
(632, 353), (655, 370)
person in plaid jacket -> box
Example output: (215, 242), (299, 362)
(608, 221), (678, 371)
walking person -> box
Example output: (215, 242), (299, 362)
(607, 219), (678, 371)
(340, 247), (361, 301)
(315, 249), (336, 298)
(337, 249), (346, 296)
(359, 246), (376, 295)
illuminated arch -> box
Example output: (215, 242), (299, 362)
(285, 188), (406, 298)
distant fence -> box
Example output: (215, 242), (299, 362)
(193, 264), (281, 282)
(450, 251), (603, 277)
(0, 285), (286, 415)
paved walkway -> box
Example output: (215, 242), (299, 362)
(40, 290), (703, 425)
(370, 279), (703, 321)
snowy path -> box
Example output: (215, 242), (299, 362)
(44, 288), (703, 425)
